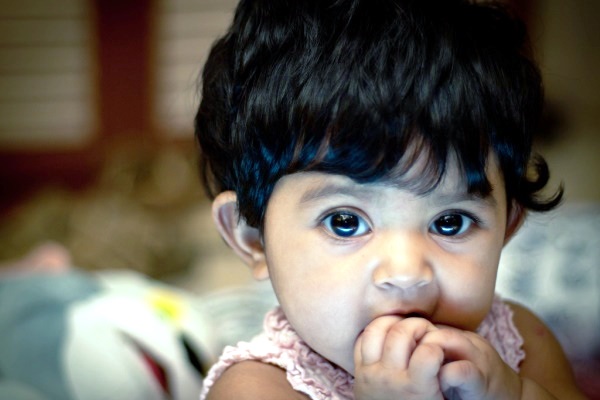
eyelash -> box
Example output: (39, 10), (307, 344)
(429, 211), (481, 238)
(320, 209), (371, 239)
(320, 209), (481, 240)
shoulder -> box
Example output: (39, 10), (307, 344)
(506, 301), (587, 399)
(506, 301), (565, 363)
(205, 360), (311, 400)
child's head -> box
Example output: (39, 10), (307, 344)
(196, 0), (564, 375)
(196, 0), (561, 230)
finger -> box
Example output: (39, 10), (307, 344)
(379, 318), (438, 369)
(439, 360), (485, 399)
(357, 315), (403, 366)
(407, 342), (444, 384)
(421, 328), (481, 362)
(356, 316), (437, 367)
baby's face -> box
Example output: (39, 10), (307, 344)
(261, 155), (510, 374)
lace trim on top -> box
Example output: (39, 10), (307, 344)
(200, 296), (525, 400)
(477, 297), (526, 371)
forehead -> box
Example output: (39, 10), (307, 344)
(274, 152), (506, 207)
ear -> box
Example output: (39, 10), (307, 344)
(504, 200), (526, 245)
(211, 191), (269, 280)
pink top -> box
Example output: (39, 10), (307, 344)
(200, 297), (525, 400)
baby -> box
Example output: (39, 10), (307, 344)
(195, 0), (586, 398)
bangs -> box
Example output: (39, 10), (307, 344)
(228, 0), (500, 206)
(287, 116), (492, 198)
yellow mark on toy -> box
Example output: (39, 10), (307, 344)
(147, 290), (184, 326)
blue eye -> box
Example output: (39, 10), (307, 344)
(430, 213), (475, 236)
(323, 211), (370, 238)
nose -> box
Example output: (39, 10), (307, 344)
(371, 231), (433, 291)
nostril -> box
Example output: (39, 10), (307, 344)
(372, 257), (433, 290)
(375, 275), (431, 290)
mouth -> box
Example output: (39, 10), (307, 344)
(379, 309), (430, 321)
(400, 311), (429, 320)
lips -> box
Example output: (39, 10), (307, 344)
(398, 311), (429, 319)
(376, 309), (431, 321)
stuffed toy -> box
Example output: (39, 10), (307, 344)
(0, 243), (217, 400)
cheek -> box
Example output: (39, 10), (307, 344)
(264, 241), (363, 329)
(435, 247), (501, 329)
(268, 251), (354, 310)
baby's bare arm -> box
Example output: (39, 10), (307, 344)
(206, 361), (309, 400)
(509, 302), (587, 400)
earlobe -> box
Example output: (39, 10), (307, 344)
(211, 191), (269, 280)
(504, 201), (526, 245)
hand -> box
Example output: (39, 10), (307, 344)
(420, 327), (522, 400)
(353, 316), (444, 400)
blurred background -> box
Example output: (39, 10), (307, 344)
(0, 0), (248, 292)
(0, 0), (598, 397)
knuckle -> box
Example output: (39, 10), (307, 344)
(418, 342), (443, 360)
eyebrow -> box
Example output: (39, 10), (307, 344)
(299, 183), (373, 204)
(427, 191), (497, 207)
(299, 181), (498, 207)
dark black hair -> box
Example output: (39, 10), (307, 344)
(195, 0), (562, 228)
